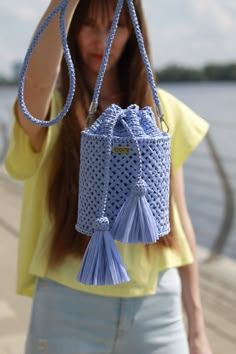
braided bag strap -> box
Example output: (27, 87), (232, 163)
(18, 0), (75, 127)
(18, 0), (166, 129)
(88, 0), (165, 129)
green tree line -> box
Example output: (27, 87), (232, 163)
(156, 63), (236, 82)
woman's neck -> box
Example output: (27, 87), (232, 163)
(84, 67), (121, 103)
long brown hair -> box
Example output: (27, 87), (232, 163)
(47, 0), (178, 270)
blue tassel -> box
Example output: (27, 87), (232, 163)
(77, 217), (130, 285)
(112, 179), (159, 244)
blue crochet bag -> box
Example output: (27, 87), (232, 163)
(76, 0), (171, 285)
(18, 0), (171, 286)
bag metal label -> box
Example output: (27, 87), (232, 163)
(112, 146), (130, 154)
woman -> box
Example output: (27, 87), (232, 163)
(5, 0), (212, 353)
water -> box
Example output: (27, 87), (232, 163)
(163, 82), (236, 163)
(0, 86), (17, 125)
(1, 82), (235, 127)
(1, 82), (235, 161)
(0, 82), (236, 258)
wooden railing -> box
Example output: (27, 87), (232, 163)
(205, 132), (235, 259)
(0, 122), (8, 163)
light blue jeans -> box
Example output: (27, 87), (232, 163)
(25, 268), (189, 354)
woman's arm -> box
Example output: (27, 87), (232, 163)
(172, 168), (212, 354)
(16, 0), (80, 152)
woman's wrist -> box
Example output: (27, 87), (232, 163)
(49, 0), (79, 15)
(50, 0), (80, 7)
(187, 307), (206, 335)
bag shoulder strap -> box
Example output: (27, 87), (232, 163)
(18, 0), (167, 130)
(18, 0), (75, 127)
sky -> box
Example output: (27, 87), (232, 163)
(0, 0), (236, 77)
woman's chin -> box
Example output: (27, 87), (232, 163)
(84, 60), (116, 78)
(85, 63), (103, 76)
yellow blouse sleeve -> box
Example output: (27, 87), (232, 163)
(158, 88), (209, 174)
(5, 91), (62, 180)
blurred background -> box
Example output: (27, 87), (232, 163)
(0, 0), (235, 353)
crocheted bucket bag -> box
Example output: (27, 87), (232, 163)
(18, 0), (171, 287)
(75, 0), (171, 285)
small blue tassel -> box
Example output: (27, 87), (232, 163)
(77, 217), (130, 285)
(112, 179), (159, 244)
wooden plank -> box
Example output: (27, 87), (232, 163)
(204, 326), (236, 354)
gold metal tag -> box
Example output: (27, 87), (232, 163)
(112, 146), (130, 154)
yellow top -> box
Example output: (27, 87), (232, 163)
(5, 88), (209, 298)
